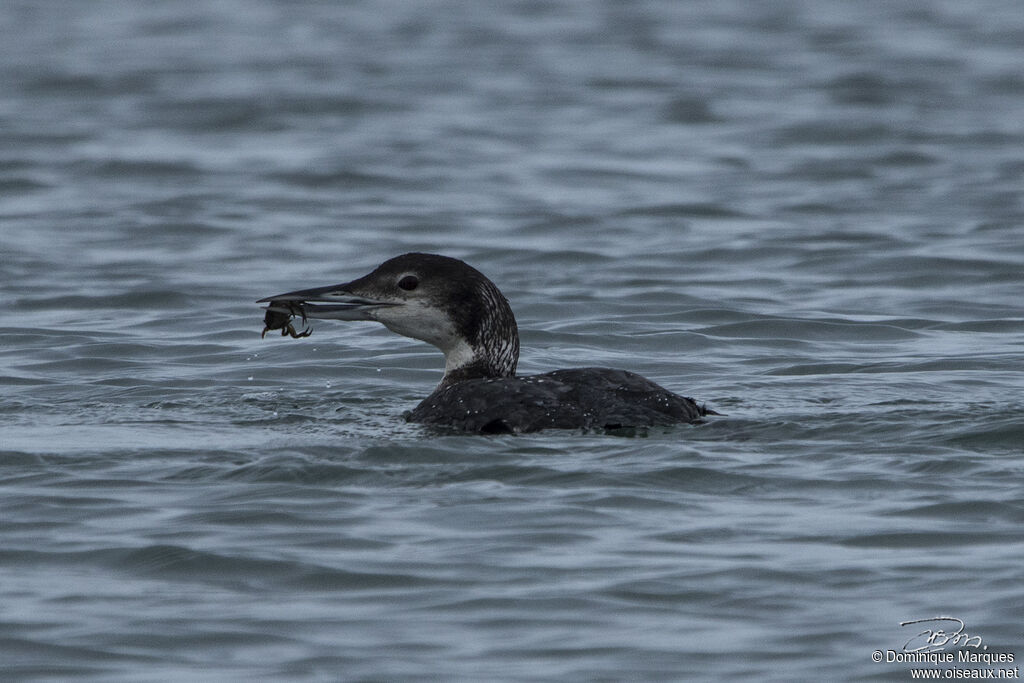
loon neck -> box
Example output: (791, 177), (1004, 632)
(441, 359), (510, 387)
(437, 294), (519, 388)
(439, 336), (518, 388)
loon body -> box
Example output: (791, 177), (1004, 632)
(258, 253), (713, 434)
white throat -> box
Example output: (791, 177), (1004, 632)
(442, 339), (482, 377)
(373, 302), (482, 379)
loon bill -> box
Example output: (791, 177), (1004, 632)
(257, 252), (716, 434)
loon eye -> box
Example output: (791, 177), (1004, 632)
(397, 275), (419, 291)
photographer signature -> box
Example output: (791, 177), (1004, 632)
(900, 616), (985, 652)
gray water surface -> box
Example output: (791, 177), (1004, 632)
(2, 1), (1023, 681)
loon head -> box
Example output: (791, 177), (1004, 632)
(258, 253), (519, 385)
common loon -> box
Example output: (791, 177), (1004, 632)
(258, 253), (715, 434)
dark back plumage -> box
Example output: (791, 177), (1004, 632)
(409, 368), (712, 434)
